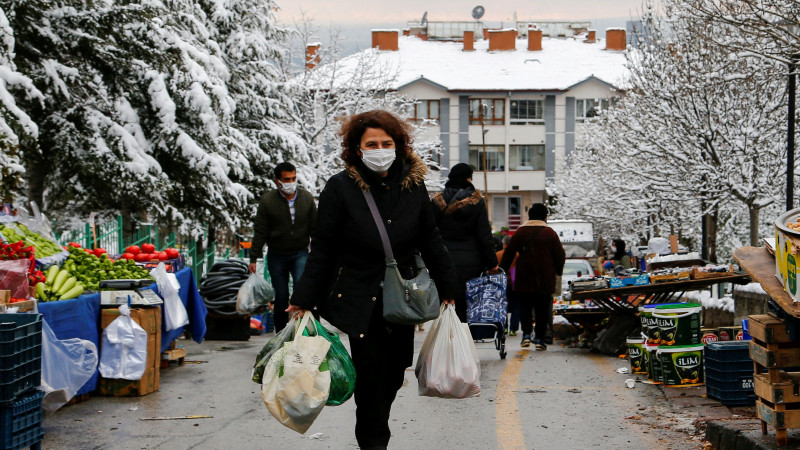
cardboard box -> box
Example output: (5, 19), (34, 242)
(0, 289), (36, 311)
(97, 306), (161, 396)
(609, 274), (650, 288)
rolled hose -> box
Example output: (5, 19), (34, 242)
(200, 260), (250, 315)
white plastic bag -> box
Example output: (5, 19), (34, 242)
(152, 262), (189, 331)
(415, 303), (481, 398)
(98, 304), (148, 380)
(261, 314), (331, 434)
(236, 273), (275, 314)
(40, 319), (98, 413)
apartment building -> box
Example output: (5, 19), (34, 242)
(309, 24), (628, 230)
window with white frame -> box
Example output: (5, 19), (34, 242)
(509, 144), (545, 171)
(469, 98), (505, 125)
(468, 145), (505, 171)
(575, 98), (611, 122)
(510, 100), (544, 125)
(409, 100), (440, 123)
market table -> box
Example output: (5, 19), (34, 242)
(567, 273), (752, 315)
(37, 266), (207, 395)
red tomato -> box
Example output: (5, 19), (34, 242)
(134, 253), (149, 262)
(165, 248), (179, 259)
(68, 242), (82, 248)
(141, 243), (156, 253)
(121, 253), (135, 260)
(125, 245), (141, 255)
(94, 248), (107, 256)
(84, 249), (93, 254)
(156, 251), (169, 261)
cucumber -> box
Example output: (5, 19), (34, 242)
(58, 284), (84, 300)
(51, 270), (68, 293)
(45, 266), (59, 287)
(35, 282), (48, 302)
(56, 277), (77, 296)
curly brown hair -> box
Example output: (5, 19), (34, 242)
(339, 110), (413, 166)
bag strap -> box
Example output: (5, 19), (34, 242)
(362, 190), (394, 260)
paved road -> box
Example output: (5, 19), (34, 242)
(42, 324), (706, 449)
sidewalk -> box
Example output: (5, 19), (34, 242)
(660, 384), (797, 449)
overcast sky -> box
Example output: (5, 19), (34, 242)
(276, 0), (649, 26)
(276, 0), (652, 54)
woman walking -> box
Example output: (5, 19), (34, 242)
(288, 110), (457, 449)
(431, 163), (498, 322)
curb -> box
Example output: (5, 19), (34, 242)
(705, 420), (782, 450)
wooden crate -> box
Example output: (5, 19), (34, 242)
(749, 340), (800, 369)
(755, 372), (800, 405)
(161, 348), (186, 369)
(757, 398), (800, 445)
(749, 314), (794, 344)
(691, 266), (734, 279)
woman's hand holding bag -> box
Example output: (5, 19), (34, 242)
(415, 304), (481, 399)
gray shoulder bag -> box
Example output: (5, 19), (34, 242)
(362, 190), (440, 325)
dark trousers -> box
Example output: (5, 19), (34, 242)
(349, 306), (414, 449)
(507, 290), (520, 332)
(267, 250), (308, 332)
(518, 292), (552, 340)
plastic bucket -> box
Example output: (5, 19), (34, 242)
(657, 344), (704, 386)
(645, 343), (663, 384)
(653, 303), (702, 346)
(627, 336), (647, 374)
(641, 303), (684, 345)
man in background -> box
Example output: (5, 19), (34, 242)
(250, 162), (317, 331)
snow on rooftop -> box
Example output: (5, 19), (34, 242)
(303, 35), (629, 92)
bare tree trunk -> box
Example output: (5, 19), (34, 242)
(707, 207), (719, 263)
(24, 143), (45, 211)
(748, 204), (760, 247)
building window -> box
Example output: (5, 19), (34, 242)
(469, 145), (505, 171)
(576, 98), (611, 122)
(469, 98), (505, 125)
(509, 145), (545, 171)
(510, 100), (544, 125)
(410, 100), (440, 123)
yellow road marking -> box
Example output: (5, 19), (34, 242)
(495, 350), (528, 450)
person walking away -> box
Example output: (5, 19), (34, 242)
(250, 162), (317, 332)
(288, 110), (458, 450)
(431, 163), (498, 323)
(611, 239), (632, 269)
(499, 203), (565, 350)
(496, 235), (519, 335)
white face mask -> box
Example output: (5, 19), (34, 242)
(278, 180), (297, 195)
(361, 148), (396, 173)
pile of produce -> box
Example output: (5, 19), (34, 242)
(59, 246), (151, 291)
(35, 265), (84, 301)
(0, 240), (35, 261)
(0, 223), (64, 258)
(121, 243), (180, 262)
(199, 259), (250, 316)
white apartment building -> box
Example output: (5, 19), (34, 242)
(308, 24), (629, 230)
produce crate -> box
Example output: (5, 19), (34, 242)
(691, 266), (734, 279)
(0, 390), (43, 449)
(706, 371), (754, 392)
(0, 315), (41, 404)
(0, 425), (43, 450)
(706, 384), (757, 406)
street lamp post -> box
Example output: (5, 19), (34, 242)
(789, 51), (798, 211)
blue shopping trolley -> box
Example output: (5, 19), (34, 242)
(466, 269), (507, 359)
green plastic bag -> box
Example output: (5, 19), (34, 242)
(316, 323), (356, 406)
(252, 316), (298, 384)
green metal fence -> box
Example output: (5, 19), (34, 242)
(56, 216), (175, 255)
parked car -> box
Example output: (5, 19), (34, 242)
(561, 258), (597, 294)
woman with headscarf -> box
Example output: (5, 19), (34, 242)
(431, 163), (499, 322)
(611, 239), (632, 269)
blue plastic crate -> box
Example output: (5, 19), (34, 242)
(0, 425), (42, 450)
(0, 315), (41, 357)
(705, 371), (754, 392)
(0, 358), (41, 405)
(0, 390), (43, 449)
(706, 384), (757, 406)
(704, 341), (750, 361)
(704, 365), (754, 383)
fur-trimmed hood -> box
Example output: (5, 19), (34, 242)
(432, 188), (482, 215)
(344, 152), (427, 192)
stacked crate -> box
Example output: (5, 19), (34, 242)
(704, 341), (755, 405)
(0, 314), (44, 450)
(749, 313), (800, 446)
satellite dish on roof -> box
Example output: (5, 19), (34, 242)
(420, 11), (428, 26)
(472, 5), (485, 20)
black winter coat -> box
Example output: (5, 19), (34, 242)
(431, 183), (498, 279)
(290, 154), (458, 338)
